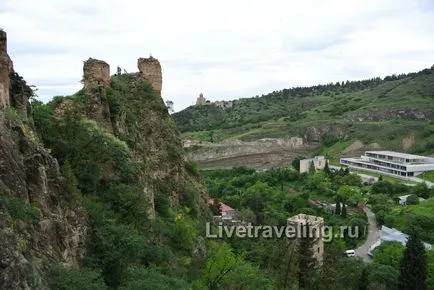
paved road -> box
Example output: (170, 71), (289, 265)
(355, 206), (380, 262)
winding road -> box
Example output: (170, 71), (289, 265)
(355, 206), (380, 262)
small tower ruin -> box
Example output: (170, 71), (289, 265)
(0, 30), (13, 108)
(137, 57), (162, 94)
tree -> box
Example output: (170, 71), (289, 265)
(398, 229), (428, 290)
(379, 175), (383, 181)
(341, 202), (347, 218)
(324, 161), (331, 175)
(373, 241), (404, 270)
(298, 223), (317, 289)
(292, 156), (306, 171)
(209, 198), (221, 216)
(406, 194), (420, 205)
(309, 161), (316, 174)
(335, 196), (341, 215)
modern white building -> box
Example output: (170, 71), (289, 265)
(340, 151), (434, 178)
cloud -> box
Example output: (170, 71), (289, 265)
(1, 0), (434, 112)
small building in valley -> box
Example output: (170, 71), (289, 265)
(299, 156), (328, 173)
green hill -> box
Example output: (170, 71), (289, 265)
(174, 66), (434, 161)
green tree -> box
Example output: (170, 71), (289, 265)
(398, 229), (428, 290)
(309, 161), (316, 174)
(48, 267), (107, 290)
(324, 160), (331, 175)
(341, 202), (347, 218)
(292, 156), (306, 171)
(373, 241), (404, 270)
(335, 197), (341, 216)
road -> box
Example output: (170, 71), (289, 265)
(355, 206), (380, 262)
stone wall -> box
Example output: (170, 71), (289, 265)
(83, 58), (110, 90)
(82, 58), (111, 130)
(0, 30), (13, 108)
(137, 57), (162, 94)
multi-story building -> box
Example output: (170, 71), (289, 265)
(340, 151), (434, 178)
(288, 214), (324, 264)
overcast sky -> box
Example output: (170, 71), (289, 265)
(1, 0), (434, 112)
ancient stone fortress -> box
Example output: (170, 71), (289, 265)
(81, 56), (163, 131)
(0, 30), (13, 108)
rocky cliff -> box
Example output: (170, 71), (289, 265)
(0, 30), (13, 108)
(54, 56), (207, 219)
(186, 137), (315, 169)
(0, 31), (88, 289)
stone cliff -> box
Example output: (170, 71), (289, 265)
(0, 30), (13, 108)
(186, 137), (316, 169)
(0, 31), (88, 289)
(57, 57), (206, 219)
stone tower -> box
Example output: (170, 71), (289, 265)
(0, 30), (13, 108)
(137, 57), (162, 94)
(82, 58), (111, 130)
(83, 58), (110, 90)
(288, 213), (324, 264)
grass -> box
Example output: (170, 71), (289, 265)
(346, 169), (417, 185)
(420, 171), (434, 183)
(388, 198), (434, 243)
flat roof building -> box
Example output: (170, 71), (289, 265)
(340, 151), (434, 179)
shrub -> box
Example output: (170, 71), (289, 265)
(48, 267), (107, 290)
(0, 196), (39, 223)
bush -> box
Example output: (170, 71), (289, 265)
(321, 133), (340, 147)
(0, 196), (39, 223)
(406, 194), (420, 205)
(48, 267), (107, 290)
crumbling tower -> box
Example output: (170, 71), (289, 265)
(82, 58), (111, 130)
(137, 56), (162, 95)
(288, 213), (324, 264)
(0, 30), (13, 108)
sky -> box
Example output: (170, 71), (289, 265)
(1, 0), (434, 112)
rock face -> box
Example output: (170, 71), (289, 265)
(0, 109), (88, 290)
(137, 57), (162, 94)
(186, 137), (315, 169)
(345, 108), (432, 122)
(0, 30), (13, 108)
(83, 58), (111, 131)
(0, 31), (88, 289)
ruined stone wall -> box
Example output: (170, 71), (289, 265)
(83, 58), (110, 90)
(82, 58), (112, 130)
(137, 57), (162, 94)
(0, 30), (13, 108)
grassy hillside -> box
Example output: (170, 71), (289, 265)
(174, 66), (434, 159)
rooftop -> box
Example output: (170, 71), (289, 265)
(366, 150), (428, 160)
